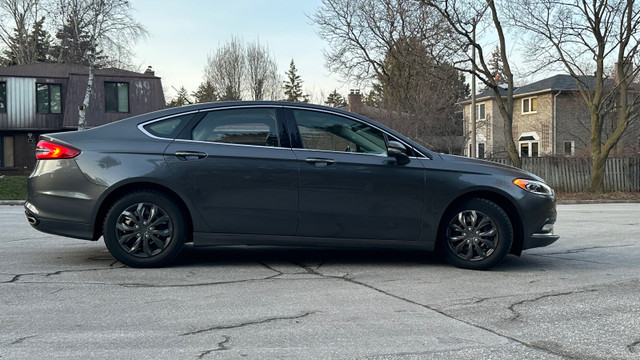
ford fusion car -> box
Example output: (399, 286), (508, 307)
(25, 101), (558, 269)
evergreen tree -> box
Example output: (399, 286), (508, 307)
(1, 16), (53, 65)
(363, 86), (383, 107)
(167, 86), (191, 107)
(488, 46), (507, 85)
(324, 89), (347, 107)
(283, 59), (305, 102)
(52, 15), (104, 65)
(192, 81), (218, 103)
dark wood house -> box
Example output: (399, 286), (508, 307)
(0, 63), (165, 175)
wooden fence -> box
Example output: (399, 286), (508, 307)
(487, 157), (640, 192)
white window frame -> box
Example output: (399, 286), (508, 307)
(518, 131), (540, 157)
(521, 97), (538, 114)
(563, 141), (575, 156)
(478, 142), (486, 159)
(475, 103), (486, 121)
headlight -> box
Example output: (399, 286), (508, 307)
(513, 179), (554, 196)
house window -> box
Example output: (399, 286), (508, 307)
(564, 141), (575, 156)
(36, 84), (62, 114)
(519, 132), (540, 157)
(475, 103), (485, 120)
(1, 135), (14, 167)
(478, 142), (485, 159)
(522, 97), (537, 114)
(0, 82), (6, 113)
(105, 82), (129, 113)
(520, 142), (539, 157)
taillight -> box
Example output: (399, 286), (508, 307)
(35, 140), (80, 160)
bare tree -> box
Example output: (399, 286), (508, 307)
(510, 0), (640, 192)
(246, 40), (280, 100)
(204, 37), (245, 101)
(423, 0), (521, 167)
(49, 0), (147, 129)
(312, 0), (469, 153)
(0, 0), (43, 64)
(313, 0), (446, 82)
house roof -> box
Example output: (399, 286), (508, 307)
(514, 74), (594, 95)
(461, 74), (595, 104)
(0, 63), (159, 79)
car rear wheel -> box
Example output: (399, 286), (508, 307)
(441, 198), (513, 270)
(103, 191), (186, 267)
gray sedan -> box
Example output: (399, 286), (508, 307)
(25, 101), (558, 269)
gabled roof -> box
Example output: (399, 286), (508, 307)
(460, 74), (595, 104)
(0, 63), (159, 79)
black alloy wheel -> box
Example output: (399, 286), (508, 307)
(103, 191), (186, 267)
(441, 198), (513, 270)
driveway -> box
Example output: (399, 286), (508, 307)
(1, 203), (639, 359)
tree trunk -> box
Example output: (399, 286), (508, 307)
(78, 64), (94, 131)
(590, 154), (607, 193)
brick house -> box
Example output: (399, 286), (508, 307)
(0, 63), (165, 175)
(460, 74), (639, 158)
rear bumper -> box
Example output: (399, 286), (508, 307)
(25, 205), (95, 240)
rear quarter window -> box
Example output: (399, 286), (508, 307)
(143, 114), (193, 139)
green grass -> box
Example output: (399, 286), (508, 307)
(0, 175), (28, 200)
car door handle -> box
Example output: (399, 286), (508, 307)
(175, 151), (208, 160)
(305, 158), (336, 167)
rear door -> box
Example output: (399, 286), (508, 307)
(287, 108), (426, 241)
(164, 106), (299, 235)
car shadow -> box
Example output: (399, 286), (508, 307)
(171, 245), (448, 268)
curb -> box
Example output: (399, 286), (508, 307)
(557, 199), (640, 204)
(0, 200), (25, 206)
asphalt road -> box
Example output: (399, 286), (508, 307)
(1, 203), (639, 359)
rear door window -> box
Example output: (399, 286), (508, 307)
(191, 108), (280, 147)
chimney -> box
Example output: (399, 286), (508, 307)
(144, 65), (155, 76)
(348, 89), (362, 114)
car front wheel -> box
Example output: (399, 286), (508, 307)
(441, 198), (513, 270)
(103, 191), (186, 267)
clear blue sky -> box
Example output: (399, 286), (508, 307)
(131, 0), (345, 102)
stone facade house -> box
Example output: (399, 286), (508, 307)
(0, 63), (165, 175)
(460, 74), (639, 159)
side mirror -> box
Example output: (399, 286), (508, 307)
(387, 140), (410, 165)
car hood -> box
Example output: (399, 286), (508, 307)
(437, 154), (545, 182)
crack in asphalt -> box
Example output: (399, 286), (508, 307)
(118, 274), (282, 288)
(540, 244), (638, 256)
(181, 312), (315, 336)
(292, 262), (582, 360)
(0, 266), (124, 284)
(628, 339), (640, 353)
(530, 253), (613, 265)
(255, 260), (284, 275)
(8, 334), (37, 345)
(198, 336), (230, 358)
(507, 289), (599, 321)
(3, 236), (51, 243)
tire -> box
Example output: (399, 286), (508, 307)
(440, 198), (513, 270)
(103, 191), (186, 267)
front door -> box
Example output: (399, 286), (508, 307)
(288, 108), (426, 241)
